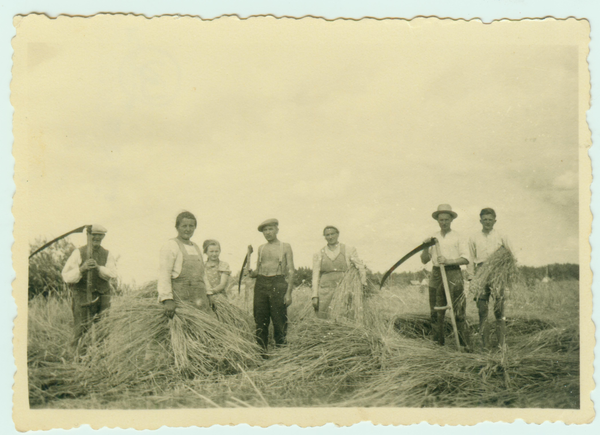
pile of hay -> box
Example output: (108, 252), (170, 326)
(251, 317), (382, 405)
(31, 295), (262, 403)
(470, 247), (519, 300)
(287, 282), (315, 324)
(337, 320), (579, 408)
(28, 295), (77, 405)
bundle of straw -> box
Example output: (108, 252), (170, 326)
(137, 280), (158, 299)
(470, 247), (518, 300)
(211, 296), (255, 340)
(71, 296), (262, 399)
(287, 282), (315, 324)
(328, 267), (365, 324)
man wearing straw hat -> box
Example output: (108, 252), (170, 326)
(247, 219), (295, 353)
(467, 208), (513, 350)
(61, 224), (117, 350)
(420, 205), (472, 350)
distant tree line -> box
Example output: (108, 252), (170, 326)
(293, 264), (580, 288)
(28, 236), (580, 299)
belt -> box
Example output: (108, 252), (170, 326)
(433, 265), (461, 271)
(257, 275), (286, 279)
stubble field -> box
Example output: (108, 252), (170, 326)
(28, 279), (580, 409)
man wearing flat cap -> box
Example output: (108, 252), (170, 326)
(421, 205), (472, 350)
(62, 224), (117, 350)
(247, 219), (295, 353)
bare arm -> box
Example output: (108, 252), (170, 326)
(212, 273), (230, 294)
(285, 244), (295, 293)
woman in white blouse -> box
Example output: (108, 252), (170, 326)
(311, 226), (367, 319)
(158, 211), (211, 318)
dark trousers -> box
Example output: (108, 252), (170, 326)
(476, 278), (506, 348)
(477, 284), (505, 321)
(253, 275), (288, 351)
(72, 290), (111, 349)
(428, 267), (471, 348)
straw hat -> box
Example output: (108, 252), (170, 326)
(432, 204), (457, 220)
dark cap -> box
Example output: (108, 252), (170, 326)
(258, 218), (279, 232)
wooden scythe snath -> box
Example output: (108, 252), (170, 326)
(432, 238), (462, 352)
(80, 225), (99, 309)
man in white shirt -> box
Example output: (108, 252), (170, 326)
(61, 224), (117, 350)
(421, 204), (472, 350)
(468, 208), (512, 349)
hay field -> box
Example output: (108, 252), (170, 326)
(28, 279), (579, 409)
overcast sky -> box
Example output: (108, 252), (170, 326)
(15, 16), (583, 284)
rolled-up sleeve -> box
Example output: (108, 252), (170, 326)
(311, 252), (321, 298)
(348, 246), (367, 285)
(97, 253), (118, 281)
(62, 249), (83, 284)
(158, 243), (177, 302)
(502, 235), (514, 258)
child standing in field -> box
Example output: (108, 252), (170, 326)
(203, 239), (232, 304)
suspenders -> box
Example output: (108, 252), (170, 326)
(320, 244), (348, 268)
(257, 242), (285, 276)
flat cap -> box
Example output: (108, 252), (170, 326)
(90, 224), (108, 234)
(258, 218), (278, 232)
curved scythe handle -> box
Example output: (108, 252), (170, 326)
(379, 239), (436, 289)
(28, 225), (88, 259)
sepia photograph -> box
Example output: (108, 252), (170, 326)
(10, 13), (593, 429)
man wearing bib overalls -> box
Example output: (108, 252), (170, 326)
(248, 219), (295, 353)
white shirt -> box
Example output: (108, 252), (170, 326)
(426, 230), (469, 267)
(469, 229), (512, 264)
(312, 243), (367, 297)
(467, 229), (513, 278)
(61, 248), (118, 284)
(157, 239), (203, 302)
